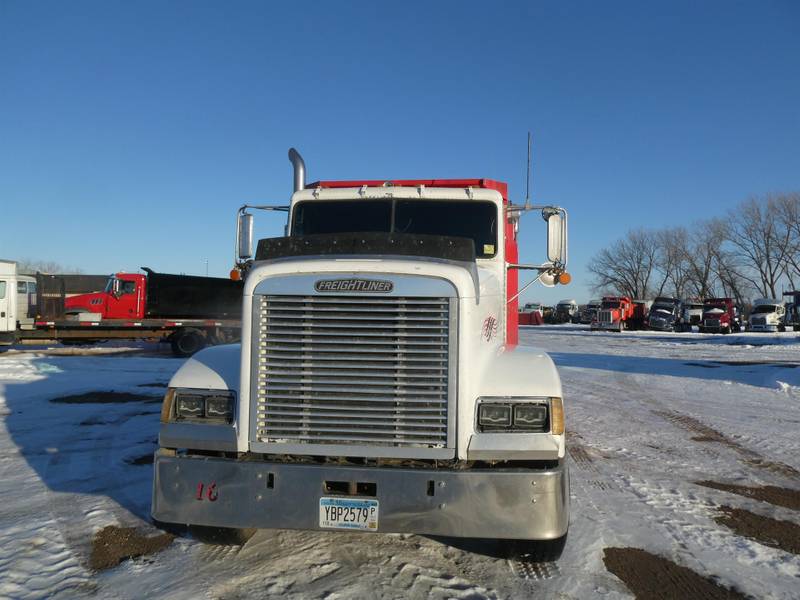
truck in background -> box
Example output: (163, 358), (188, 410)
(554, 299), (579, 323)
(784, 291), (800, 331)
(699, 298), (741, 334)
(748, 298), (786, 332)
(578, 299), (601, 324)
(0, 260), (37, 347)
(627, 300), (651, 331)
(518, 302), (544, 326)
(648, 297), (682, 332)
(152, 148), (572, 561)
(591, 296), (634, 332)
(9, 268), (243, 356)
(680, 300), (705, 331)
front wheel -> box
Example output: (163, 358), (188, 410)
(188, 525), (256, 546)
(507, 532), (568, 562)
(170, 329), (207, 357)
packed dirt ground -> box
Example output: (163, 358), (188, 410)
(0, 326), (798, 599)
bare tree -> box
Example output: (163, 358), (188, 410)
(681, 219), (726, 299)
(774, 193), (800, 290)
(588, 229), (658, 298)
(653, 227), (691, 297)
(726, 196), (790, 298)
(13, 258), (84, 274)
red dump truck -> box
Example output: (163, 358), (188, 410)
(18, 269), (243, 356)
(591, 296), (634, 332)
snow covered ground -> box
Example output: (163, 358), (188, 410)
(0, 327), (799, 599)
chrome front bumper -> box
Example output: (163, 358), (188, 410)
(152, 453), (569, 540)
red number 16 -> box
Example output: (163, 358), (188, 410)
(196, 482), (218, 502)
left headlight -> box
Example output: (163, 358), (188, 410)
(161, 388), (236, 424)
(476, 397), (561, 433)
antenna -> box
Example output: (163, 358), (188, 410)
(525, 131), (532, 209)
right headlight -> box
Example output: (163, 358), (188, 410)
(161, 388), (236, 424)
(476, 397), (564, 434)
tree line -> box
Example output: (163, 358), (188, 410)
(588, 193), (800, 304)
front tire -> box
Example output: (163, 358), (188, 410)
(188, 525), (256, 546)
(170, 329), (207, 357)
(507, 532), (568, 562)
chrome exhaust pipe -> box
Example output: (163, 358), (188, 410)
(288, 148), (306, 192)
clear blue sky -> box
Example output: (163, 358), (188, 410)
(1, 1), (798, 304)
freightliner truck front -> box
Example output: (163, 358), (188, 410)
(152, 148), (572, 560)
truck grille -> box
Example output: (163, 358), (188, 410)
(751, 316), (766, 326)
(253, 295), (453, 452)
(598, 310), (613, 323)
(703, 318), (719, 328)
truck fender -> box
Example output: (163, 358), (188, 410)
(168, 343), (242, 394)
(476, 345), (563, 399)
(468, 345), (565, 460)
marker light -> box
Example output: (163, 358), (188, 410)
(558, 272), (572, 285)
(550, 397), (565, 435)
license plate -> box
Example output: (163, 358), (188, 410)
(319, 497), (379, 531)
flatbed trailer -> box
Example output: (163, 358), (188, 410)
(19, 317), (241, 356)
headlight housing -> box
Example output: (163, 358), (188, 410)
(161, 388), (236, 424)
(476, 397), (563, 434)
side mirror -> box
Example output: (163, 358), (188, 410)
(544, 208), (567, 264)
(237, 212), (254, 260)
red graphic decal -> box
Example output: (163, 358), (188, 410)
(207, 482), (218, 502)
(482, 316), (498, 341)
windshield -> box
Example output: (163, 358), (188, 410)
(291, 199), (498, 258)
(601, 301), (620, 309)
(752, 305), (778, 314)
(104, 277), (116, 293)
(704, 304), (725, 312)
(652, 304), (674, 312)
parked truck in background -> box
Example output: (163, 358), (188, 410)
(9, 268), (243, 356)
(648, 297), (682, 332)
(554, 299), (579, 323)
(680, 300), (704, 331)
(151, 148), (572, 560)
(579, 299), (601, 325)
(591, 296), (634, 332)
(784, 291), (800, 331)
(748, 298), (786, 332)
(627, 300), (651, 331)
(518, 302), (544, 326)
(0, 260), (37, 347)
(699, 298), (741, 334)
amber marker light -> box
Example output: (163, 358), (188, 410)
(558, 272), (572, 285)
(549, 397), (565, 435)
(160, 388), (176, 423)
(230, 268), (241, 281)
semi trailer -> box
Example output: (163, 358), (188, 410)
(151, 148), (572, 560)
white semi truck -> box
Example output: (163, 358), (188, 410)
(748, 298), (786, 332)
(151, 149), (571, 560)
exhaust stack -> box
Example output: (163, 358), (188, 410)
(288, 148), (306, 193)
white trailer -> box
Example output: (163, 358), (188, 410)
(0, 260), (37, 346)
